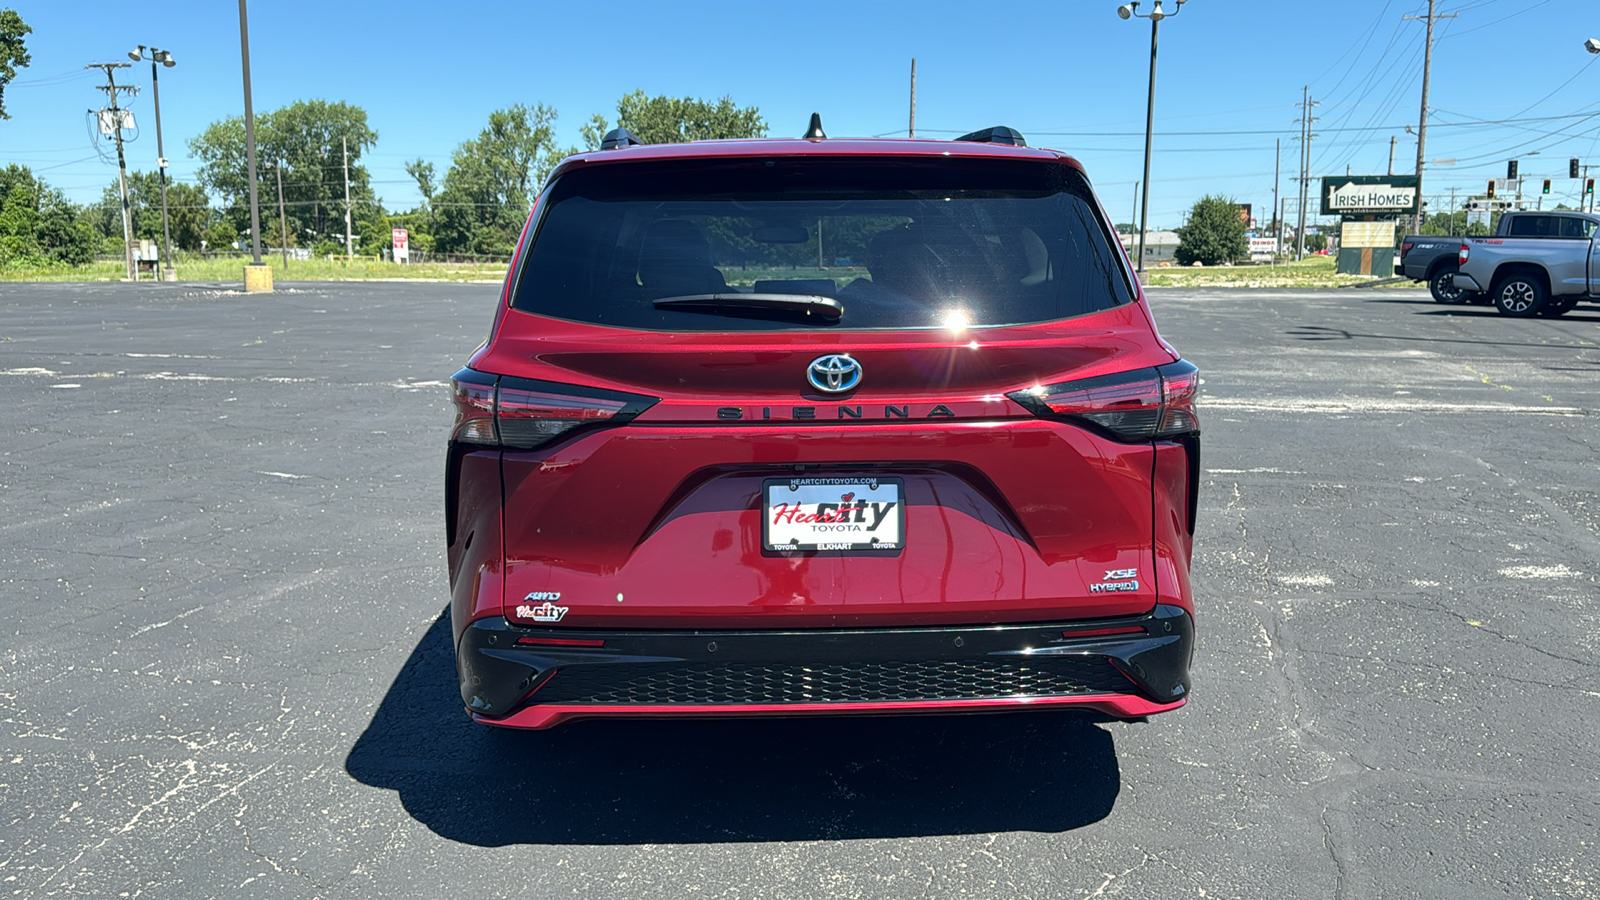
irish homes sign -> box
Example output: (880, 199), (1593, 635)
(1320, 175), (1421, 216)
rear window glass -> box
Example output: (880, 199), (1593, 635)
(510, 156), (1133, 331)
(1506, 215), (1597, 238)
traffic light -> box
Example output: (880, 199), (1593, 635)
(1588, 178), (1595, 195)
(1508, 159), (1519, 180)
(1572, 158), (1582, 179)
(1543, 178), (1552, 194)
(1486, 179), (1496, 199)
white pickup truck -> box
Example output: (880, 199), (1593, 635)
(1452, 211), (1600, 317)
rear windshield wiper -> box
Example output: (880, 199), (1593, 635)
(652, 293), (843, 324)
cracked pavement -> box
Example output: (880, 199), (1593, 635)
(0, 282), (1596, 898)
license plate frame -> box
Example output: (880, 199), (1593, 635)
(761, 476), (905, 553)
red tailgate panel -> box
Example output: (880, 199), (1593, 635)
(497, 420), (1158, 629)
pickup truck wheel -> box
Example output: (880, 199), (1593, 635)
(1429, 268), (1469, 304)
(1538, 297), (1578, 317)
(1492, 275), (1547, 317)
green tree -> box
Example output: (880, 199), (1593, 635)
(0, 164), (96, 265)
(0, 9), (31, 121)
(386, 210), (434, 254)
(188, 100), (377, 246)
(537, 114), (613, 180)
(404, 158), (436, 227)
(0, 179), (38, 260)
(610, 90), (766, 144)
(93, 172), (215, 252)
(355, 206), (392, 254)
(1420, 209), (1467, 237)
(1175, 195), (1249, 266)
(203, 220), (240, 252)
(433, 104), (558, 255)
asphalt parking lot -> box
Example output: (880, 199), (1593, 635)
(2, 280), (1597, 898)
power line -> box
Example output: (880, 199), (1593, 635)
(1450, 0), (1550, 36)
(1309, 1), (1399, 101)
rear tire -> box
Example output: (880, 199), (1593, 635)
(1492, 274), (1547, 317)
(1429, 267), (1469, 304)
(1538, 297), (1579, 317)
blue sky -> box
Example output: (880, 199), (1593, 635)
(2, 0), (1597, 228)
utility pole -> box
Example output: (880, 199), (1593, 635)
(1130, 180), (1140, 259)
(275, 159), (288, 268)
(1272, 139), (1280, 251)
(87, 63), (138, 282)
(1388, 135), (1396, 176)
(1405, 0), (1455, 233)
(343, 136), (353, 260)
(1296, 88), (1307, 260)
(1295, 86), (1318, 261)
(908, 58), (916, 138)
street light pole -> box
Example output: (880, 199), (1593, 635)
(130, 46), (177, 280)
(1117, 0), (1188, 276)
(239, 0), (261, 264)
(237, 0), (271, 291)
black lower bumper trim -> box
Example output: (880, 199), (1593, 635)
(456, 605), (1194, 718)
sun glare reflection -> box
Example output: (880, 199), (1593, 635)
(942, 309), (971, 334)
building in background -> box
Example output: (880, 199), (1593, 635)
(1119, 230), (1180, 265)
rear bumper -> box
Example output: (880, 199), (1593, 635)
(457, 604), (1194, 729)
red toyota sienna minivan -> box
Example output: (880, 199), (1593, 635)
(446, 123), (1199, 730)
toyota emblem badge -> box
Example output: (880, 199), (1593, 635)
(806, 354), (862, 393)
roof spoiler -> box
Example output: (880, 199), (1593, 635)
(954, 126), (1027, 147)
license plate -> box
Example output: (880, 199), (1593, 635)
(762, 477), (904, 552)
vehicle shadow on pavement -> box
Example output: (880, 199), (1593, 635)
(1288, 321), (1600, 348)
(1419, 308), (1600, 322)
(345, 610), (1123, 846)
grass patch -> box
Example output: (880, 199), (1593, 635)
(0, 256), (510, 284)
(1137, 256), (1412, 289)
(720, 266), (870, 289)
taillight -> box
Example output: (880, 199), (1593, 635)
(449, 369), (658, 450)
(1007, 360), (1200, 441)
(450, 370), (497, 445)
(1459, 243), (1469, 265)
(1401, 241), (1413, 255)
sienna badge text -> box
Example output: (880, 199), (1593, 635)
(516, 592), (568, 622)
